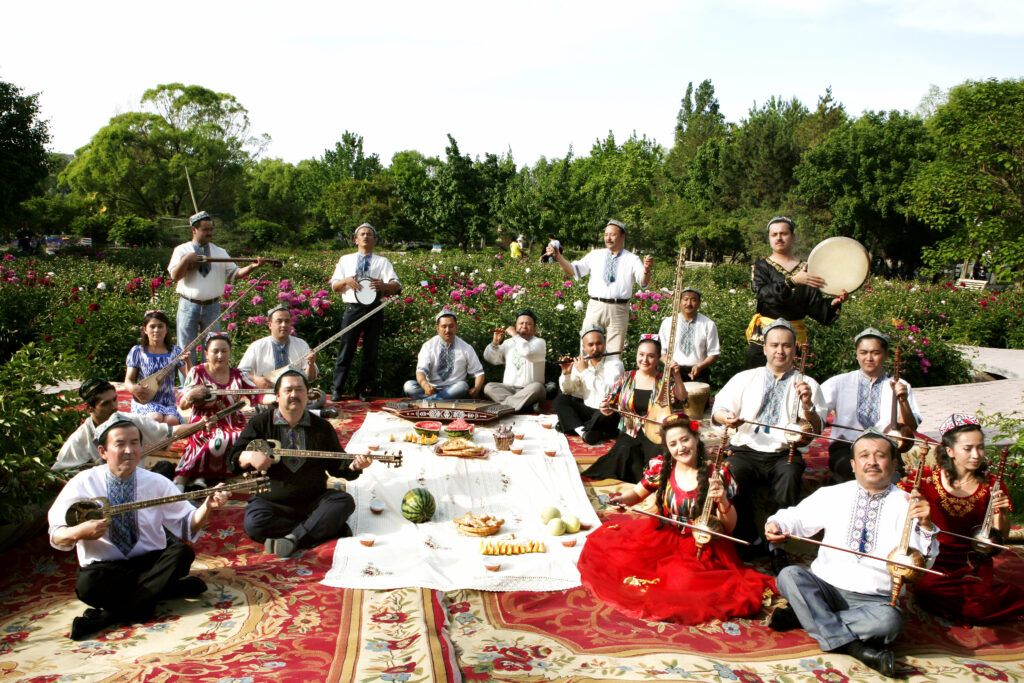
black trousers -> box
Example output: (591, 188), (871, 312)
(828, 441), (855, 484)
(552, 394), (620, 436)
(76, 542), (195, 618)
(745, 343), (768, 369)
(331, 303), (384, 398)
(244, 490), (355, 548)
(727, 445), (806, 545)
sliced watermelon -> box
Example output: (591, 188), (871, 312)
(414, 421), (442, 431)
(447, 418), (471, 431)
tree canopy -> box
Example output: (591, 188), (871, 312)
(0, 80), (50, 231)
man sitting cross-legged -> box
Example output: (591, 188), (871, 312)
(229, 370), (371, 558)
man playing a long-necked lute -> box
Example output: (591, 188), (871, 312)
(229, 370), (371, 558)
(48, 413), (231, 640)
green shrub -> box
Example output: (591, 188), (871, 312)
(0, 344), (81, 524)
(108, 215), (160, 247)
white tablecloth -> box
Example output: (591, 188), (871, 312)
(322, 411), (599, 591)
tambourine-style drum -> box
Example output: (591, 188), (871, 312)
(806, 237), (870, 296)
(354, 278), (378, 305)
(682, 382), (711, 420)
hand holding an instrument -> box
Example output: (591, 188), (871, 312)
(764, 520), (788, 545)
(201, 483), (232, 511)
(830, 289), (849, 307)
(492, 328), (506, 346)
(599, 394), (615, 417)
(708, 479), (727, 507)
(795, 381), (814, 411)
(791, 266), (826, 289)
(75, 518), (110, 542)
(349, 454), (373, 471)
(905, 490), (934, 531)
(716, 410), (743, 430)
(891, 379), (909, 402)
(130, 383), (156, 404)
(608, 489), (642, 507)
(239, 449), (274, 473)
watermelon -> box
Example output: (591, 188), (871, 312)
(414, 420), (442, 437)
(444, 417), (474, 438)
(401, 487), (436, 523)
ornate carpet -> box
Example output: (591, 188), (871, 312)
(2, 398), (1022, 682)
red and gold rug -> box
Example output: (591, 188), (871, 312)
(5, 398), (1020, 681)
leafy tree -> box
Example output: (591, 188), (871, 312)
(387, 149), (441, 241)
(426, 135), (488, 246)
(666, 79), (726, 185)
(61, 83), (265, 221)
(0, 79), (50, 234)
(795, 110), (937, 275)
(911, 78), (1024, 279)
(236, 158), (308, 234)
(321, 176), (405, 241)
(298, 131), (383, 236)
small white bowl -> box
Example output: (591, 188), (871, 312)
(359, 534), (376, 547)
(369, 500), (385, 515)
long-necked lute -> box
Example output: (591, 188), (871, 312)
(645, 248), (687, 444)
(693, 429), (731, 559)
(65, 472), (269, 526)
(246, 439), (403, 468)
(196, 255), (283, 268)
(261, 297), (394, 385)
(141, 401), (245, 457)
(136, 278), (261, 400)
(887, 458), (929, 605)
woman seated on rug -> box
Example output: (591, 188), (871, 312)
(898, 413), (1024, 624)
(124, 309), (184, 425)
(581, 335), (684, 483)
(578, 416), (775, 624)
(175, 333), (253, 491)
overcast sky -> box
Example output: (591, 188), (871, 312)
(4, 0), (1022, 168)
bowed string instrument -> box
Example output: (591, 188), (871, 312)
(936, 445), (1017, 557)
(884, 347), (916, 453)
(782, 341), (816, 463)
(692, 428), (733, 559)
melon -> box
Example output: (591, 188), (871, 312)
(414, 420), (442, 437)
(401, 488), (436, 523)
(546, 518), (567, 536)
(539, 506), (561, 523)
(444, 418), (474, 438)
(562, 514), (581, 533)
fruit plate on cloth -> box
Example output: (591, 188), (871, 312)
(382, 399), (514, 423)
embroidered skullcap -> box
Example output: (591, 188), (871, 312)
(205, 331), (231, 346)
(680, 287), (702, 298)
(939, 413), (980, 436)
(854, 327), (890, 346)
(79, 378), (114, 403)
(580, 322), (606, 338)
(516, 309), (537, 323)
(606, 219), (626, 232)
(853, 426), (899, 453)
(93, 413), (141, 447)
(354, 222), (377, 239)
(767, 215), (795, 231)
(267, 304), (291, 318)
(273, 368), (309, 394)
(762, 318), (796, 338)
(189, 210), (212, 225)
(435, 308), (457, 322)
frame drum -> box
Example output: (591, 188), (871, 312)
(682, 382), (710, 420)
(806, 237), (870, 296)
(354, 278), (378, 305)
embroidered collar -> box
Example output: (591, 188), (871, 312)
(273, 409), (311, 427)
(765, 257), (806, 278)
(932, 467), (987, 517)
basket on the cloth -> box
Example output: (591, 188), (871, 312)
(493, 425), (514, 450)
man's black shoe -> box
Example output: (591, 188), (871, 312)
(582, 430), (605, 446)
(357, 391), (370, 403)
(769, 548), (791, 576)
(736, 541), (768, 562)
(767, 603), (800, 632)
(163, 576), (208, 600)
(70, 608), (116, 641)
(320, 407), (340, 419)
(842, 640), (896, 677)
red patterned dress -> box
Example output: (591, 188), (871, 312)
(578, 455), (775, 624)
(175, 364), (253, 479)
(901, 467), (1024, 624)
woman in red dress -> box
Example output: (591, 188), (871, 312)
(578, 416), (775, 624)
(901, 413), (1024, 624)
(174, 333), (253, 490)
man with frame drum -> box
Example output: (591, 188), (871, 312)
(329, 222), (401, 402)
